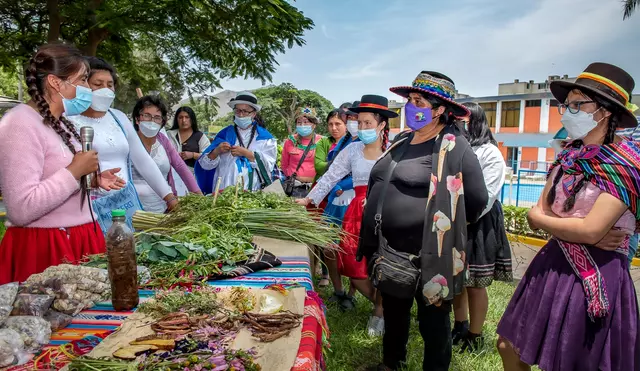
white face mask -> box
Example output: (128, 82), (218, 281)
(139, 121), (162, 138)
(90, 88), (115, 112)
(346, 120), (359, 137)
(560, 109), (604, 140)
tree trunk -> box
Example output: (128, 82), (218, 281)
(46, 0), (61, 42)
(81, 28), (108, 56)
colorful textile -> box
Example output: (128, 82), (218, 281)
(37, 256), (323, 370)
(548, 141), (640, 320)
(292, 291), (329, 371)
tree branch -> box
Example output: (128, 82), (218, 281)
(46, 0), (60, 41)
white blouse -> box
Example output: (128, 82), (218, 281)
(132, 141), (170, 213)
(473, 143), (506, 218)
(307, 141), (376, 206)
(68, 110), (172, 199)
(198, 125), (277, 192)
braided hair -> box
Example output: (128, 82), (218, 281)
(372, 113), (390, 151)
(546, 92), (622, 212)
(25, 43), (88, 154)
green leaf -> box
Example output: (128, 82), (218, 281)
(155, 245), (178, 258)
(159, 241), (180, 247)
(175, 245), (190, 258)
(147, 249), (161, 262)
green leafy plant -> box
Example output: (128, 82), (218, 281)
(502, 205), (549, 240)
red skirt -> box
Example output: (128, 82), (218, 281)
(337, 186), (368, 279)
(0, 222), (105, 284)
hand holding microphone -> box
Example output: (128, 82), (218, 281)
(67, 127), (98, 182)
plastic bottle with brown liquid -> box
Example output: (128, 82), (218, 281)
(106, 209), (139, 311)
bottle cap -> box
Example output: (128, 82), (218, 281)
(112, 209), (126, 217)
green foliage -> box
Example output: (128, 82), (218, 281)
(0, 220), (5, 242)
(502, 205), (549, 240)
(0, 0), (313, 109)
(0, 68), (26, 100)
(624, 0), (639, 19)
(186, 94), (220, 132)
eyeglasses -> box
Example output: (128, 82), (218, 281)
(140, 112), (164, 124)
(558, 101), (595, 115)
(234, 108), (255, 116)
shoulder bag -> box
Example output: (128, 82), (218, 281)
(283, 135), (315, 196)
(369, 135), (422, 299)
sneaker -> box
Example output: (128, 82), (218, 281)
(327, 291), (355, 311)
(451, 320), (469, 346)
(367, 316), (384, 337)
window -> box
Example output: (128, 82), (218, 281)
(525, 100), (541, 107)
(501, 101), (520, 128)
(538, 83), (548, 89)
(506, 147), (518, 172)
(479, 102), (497, 127)
(550, 99), (559, 107)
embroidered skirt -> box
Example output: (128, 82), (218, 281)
(465, 201), (513, 288)
(337, 186), (368, 279)
(0, 222), (106, 284)
(497, 239), (640, 371)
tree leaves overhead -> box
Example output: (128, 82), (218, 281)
(0, 0), (313, 108)
(623, 0), (639, 19)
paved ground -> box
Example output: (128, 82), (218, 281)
(510, 240), (640, 302)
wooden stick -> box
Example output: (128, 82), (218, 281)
(212, 177), (222, 206)
(136, 88), (144, 98)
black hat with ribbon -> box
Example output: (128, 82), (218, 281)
(550, 63), (638, 128)
(348, 95), (398, 118)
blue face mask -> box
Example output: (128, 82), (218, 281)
(358, 128), (379, 144)
(60, 83), (93, 116)
(234, 115), (253, 129)
(296, 125), (313, 137)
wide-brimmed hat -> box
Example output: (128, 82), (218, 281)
(348, 96), (398, 118)
(295, 106), (318, 120)
(344, 101), (360, 116)
(228, 91), (261, 112)
(550, 63), (638, 128)
(390, 71), (470, 118)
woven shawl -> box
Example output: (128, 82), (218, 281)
(548, 140), (640, 320)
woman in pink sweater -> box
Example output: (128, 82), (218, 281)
(0, 43), (123, 284)
(281, 107), (323, 198)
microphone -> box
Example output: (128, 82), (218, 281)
(80, 126), (95, 189)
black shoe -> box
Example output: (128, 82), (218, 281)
(460, 332), (485, 353)
(451, 320), (469, 346)
(327, 291), (355, 310)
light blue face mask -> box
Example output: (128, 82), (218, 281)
(234, 115), (253, 129)
(358, 128), (379, 144)
(296, 125), (313, 137)
(60, 82), (93, 116)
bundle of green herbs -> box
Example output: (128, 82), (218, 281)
(132, 189), (343, 249)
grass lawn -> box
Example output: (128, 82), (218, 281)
(319, 280), (540, 371)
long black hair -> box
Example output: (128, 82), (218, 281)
(462, 102), (497, 147)
(132, 95), (169, 131)
(546, 89), (622, 212)
(171, 106), (198, 132)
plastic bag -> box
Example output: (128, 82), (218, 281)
(4, 316), (52, 352)
(44, 310), (73, 331)
(0, 328), (30, 367)
(11, 293), (54, 317)
(0, 282), (19, 326)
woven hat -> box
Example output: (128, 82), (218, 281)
(390, 71), (470, 117)
(228, 91), (261, 112)
(348, 95), (398, 118)
(550, 62), (638, 128)
(295, 106), (318, 120)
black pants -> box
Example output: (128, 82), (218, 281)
(381, 291), (452, 371)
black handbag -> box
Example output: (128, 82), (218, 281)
(283, 134), (315, 196)
(369, 135), (421, 299)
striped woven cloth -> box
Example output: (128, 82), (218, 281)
(7, 256), (325, 370)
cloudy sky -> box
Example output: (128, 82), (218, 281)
(220, 0), (640, 106)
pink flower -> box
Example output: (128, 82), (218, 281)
(443, 134), (456, 142)
(446, 175), (462, 193)
(433, 274), (448, 286)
